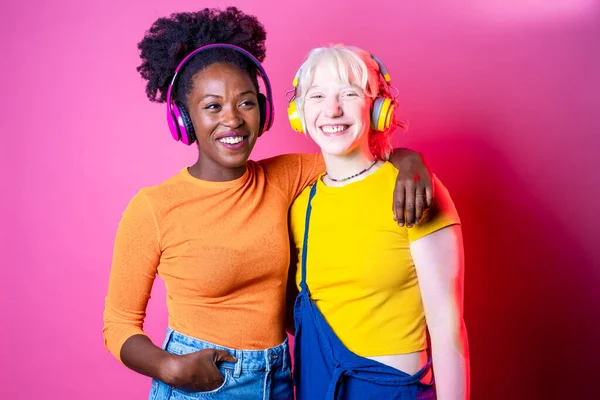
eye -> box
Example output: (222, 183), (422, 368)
(204, 103), (221, 111)
(240, 100), (257, 108)
(343, 91), (359, 98)
(309, 94), (324, 99)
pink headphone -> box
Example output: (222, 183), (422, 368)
(166, 44), (274, 145)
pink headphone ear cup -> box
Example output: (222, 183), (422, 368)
(257, 93), (267, 137)
(260, 93), (274, 135)
(167, 100), (181, 142)
(173, 101), (196, 145)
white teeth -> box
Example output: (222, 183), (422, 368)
(321, 125), (348, 133)
(218, 136), (244, 144)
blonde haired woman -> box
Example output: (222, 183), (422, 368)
(289, 45), (470, 399)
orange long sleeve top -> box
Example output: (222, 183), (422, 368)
(103, 154), (323, 361)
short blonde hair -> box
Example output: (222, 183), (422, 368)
(294, 45), (402, 160)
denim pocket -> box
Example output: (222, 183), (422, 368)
(170, 368), (231, 399)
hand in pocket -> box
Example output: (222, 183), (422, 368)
(169, 348), (237, 392)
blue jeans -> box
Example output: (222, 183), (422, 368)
(149, 328), (294, 400)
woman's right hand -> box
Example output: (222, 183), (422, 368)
(167, 348), (237, 392)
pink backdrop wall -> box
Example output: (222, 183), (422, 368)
(2, 0), (599, 398)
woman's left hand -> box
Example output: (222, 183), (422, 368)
(388, 149), (434, 228)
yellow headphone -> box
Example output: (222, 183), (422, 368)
(287, 52), (395, 134)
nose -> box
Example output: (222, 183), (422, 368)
(221, 105), (243, 128)
(324, 97), (343, 118)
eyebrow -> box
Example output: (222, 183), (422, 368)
(200, 94), (222, 101)
(239, 90), (257, 97)
(306, 84), (358, 92)
(199, 90), (257, 102)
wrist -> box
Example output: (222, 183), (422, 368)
(158, 352), (181, 386)
(390, 148), (417, 165)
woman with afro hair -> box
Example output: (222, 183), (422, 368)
(103, 7), (434, 400)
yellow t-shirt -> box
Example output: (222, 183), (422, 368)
(290, 161), (461, 356)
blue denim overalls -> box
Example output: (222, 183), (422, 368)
(293, 184), (435, 399)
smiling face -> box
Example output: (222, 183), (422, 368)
(186, 62), (261, 178)
(302, 62), (373, 157)
(294, 46), (399, 161)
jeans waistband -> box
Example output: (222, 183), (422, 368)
(163, 327), (290, 374)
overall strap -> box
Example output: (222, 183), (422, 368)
(299, 184), (318, 292)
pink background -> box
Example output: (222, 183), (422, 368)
(2, 0), (599, 398)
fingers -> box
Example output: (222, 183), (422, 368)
(403, 180), (416, 228)
(425, 185), (433, 209)
(175, 349), (235, 393)
(213, 349), (237, 363)
(415, 184), (425, 223)
(418, 160), (434, 209)
(192, 375), (224, 392)
(424, 171), (435, 208)
(197, 349), (233, 391)
(195, 371), (225, 392)
(393, 184), (406, 227)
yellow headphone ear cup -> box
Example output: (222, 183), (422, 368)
(287, 99), (305, 134)
(385, 103), (394, 129)
(385, 105), (394, 129)
(372, 97), (393, 131)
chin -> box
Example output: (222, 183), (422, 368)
(320, 147), (352, 157)
(220, 155), (250, 169)
(315, 141), (352, 156)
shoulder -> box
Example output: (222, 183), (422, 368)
(142, 168), (187, 193)
(364, 161), (401, 192)
(430, 175), (457, 214)
(129, 169), (190, 212)
(407, 175), (460, 241)
(257, 153), (321, 174)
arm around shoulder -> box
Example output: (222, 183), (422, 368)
(260, 153), (325, 200)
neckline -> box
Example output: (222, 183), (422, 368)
(316, 161), (391, 193)
(179, 165), (250, 188)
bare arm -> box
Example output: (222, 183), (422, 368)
(410, 226), (470, 400)
(120, 335), (235, 391)
(121, 335), (178, 383)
